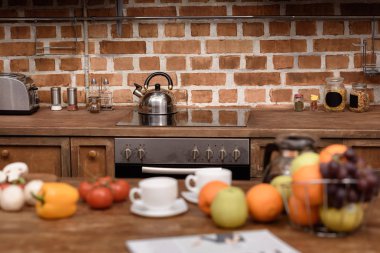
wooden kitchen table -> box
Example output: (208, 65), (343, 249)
(0, 179), (379, 253)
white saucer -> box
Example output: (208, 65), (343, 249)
(181, 191), (198, 204)
(130, 198), (188, 218)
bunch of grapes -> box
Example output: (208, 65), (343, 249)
(319, 148), (379, 209)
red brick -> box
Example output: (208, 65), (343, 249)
(90, 57), (107, 71)
(139, 56), (160, 70)
(180, 6), (227, 16)
(219, 89), (237, 103)
(49, 41), (84, 54)
(113, 57), (134, 70)
(128, 73), (177, 87)
(127, 7), (176, 17)
(261, 40), (307, 53)
(111, 24), (133, 38)
(0, 43), (35, 56)
(191, 23), (210, 37)
(60, 58), (82, 71)
(166, 56), (186, 71)
(165, 23), (185, 37)
(172, 90), (187, 103)
(37, 90), (51, 103)
(219, 56), (240, 69)
(77, 73), (122, 87)
(269, 22), (290, 36)
(217, 23), (237, 36)
(88, 24), (108, 38)
(233, 5), (280, 15)
(246, 56), (266, 70)
(192, 110), (212, 124)
(296, 21), (316, 36)
(36, 26), (56, 38)
(349, 21), (371, 35)
(219, 111), (238, 126)
(154, 41), (200, 54)
(31, 74), (71, 87)
(286, 3), (334, 15)
(313, 39), (360, 52)
(286, 72), (332, 86)
(10, 59), (29, 72)
(100, 41), (146, 54)
(298, 89), (320, 103)
(206, 40), (252, 53)
(0, 60), (3, 72)
(298, 56), (321, 69)
(25, 9), (70, 17)
(191, 57), (212, 70)
(35, 58), (55, 71)
(139, 24), (158, 38)
(341, 3), (380, 16)
(326, 55), (349, 69)
(340, 72), (380, 85)
(191, 90), (213, 103)
(323, 21), (344, 35)
(354, 53), (376, 68)
(242, 23), (264, 37)
(113, 89), (133, 103)
(270, 89), (292, 103)
(273, 55), (294, 69)
(11, 26), (31, 39)
(0, 27), (4, 39)
(89, 42), (95, 54)
(61, 25), (82, 38)
(244, 89), (266, 103)
(181, 73), (226, 86)
(235, 73), (281, 86)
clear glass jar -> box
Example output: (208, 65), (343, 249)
(88, 96), (101, 113)
(294, 94), (304, 112)
(323, 77), (346, 112)
(349, 83), (370, 113)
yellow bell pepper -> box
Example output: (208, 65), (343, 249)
(34, 182), (79, 219)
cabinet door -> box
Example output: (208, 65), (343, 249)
(343, 139), (380, 169)
(0, 137), (70, 176)
(71, 138), (114, 178)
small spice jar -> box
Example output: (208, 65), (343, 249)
(294, 93), (304, 112)
(88, 96), (101, 113)
(349, 83), (370, 113)
(310, 95), (319, 111)
(323, 77), (346, 112)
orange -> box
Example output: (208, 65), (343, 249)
(288, 195), (319, 226)
(246, 183), (283, 222)
(319, 144), (348, 163)
(198, 181), (229, 215)
(292, 164), (323, 206)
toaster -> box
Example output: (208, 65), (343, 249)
(0, 73), (39, 115)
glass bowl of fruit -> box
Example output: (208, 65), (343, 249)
(280, 145), (379, 237)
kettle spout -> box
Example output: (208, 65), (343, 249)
(133, 83), (144, 98)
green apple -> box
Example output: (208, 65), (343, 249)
(211, 186), (248, 228)
(290, 152), (320, 175)
(270, 175), (292, 201)
(319, 203), (364, 232)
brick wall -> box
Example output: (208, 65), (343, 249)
(0, 0), (379, 107)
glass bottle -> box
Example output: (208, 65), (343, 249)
(294, 94), (304, 112)
(88, 96), (101, 113)
(349, 83), (369, 113)
(310, 94), (319, 111)
(323, 77), (346, 112)
(100, 78), (113, 110)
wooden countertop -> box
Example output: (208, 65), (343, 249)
(1, 106), (380, 138)
(1, 179), (379, 253)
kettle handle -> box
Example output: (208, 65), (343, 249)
(262, 143), (279, 183)
(144, 72), (173, 91)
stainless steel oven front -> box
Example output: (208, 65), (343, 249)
(115, 138), (250, 180)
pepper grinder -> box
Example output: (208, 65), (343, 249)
(67, 87), (78, 111)
(50, 87), (62, 111)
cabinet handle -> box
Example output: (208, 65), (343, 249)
(88, 150), (97, 159)
(1, 149), (9, 158)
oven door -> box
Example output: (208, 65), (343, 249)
(115, 163), (250, 180)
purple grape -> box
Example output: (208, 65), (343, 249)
(328, 161), (340, 178)
(356, 158), (367, 170)
(366, 174), (378, 189)
(334, 187), (347, 209)
(344, 148), (357, 163)
(337, 167), (348, 180)
(347, 188), (359, 203)
(327, 184), (338, 196)
(358, 178), (368, 192)
(345, 162), (357, 178)
(320, 163), (330, 178)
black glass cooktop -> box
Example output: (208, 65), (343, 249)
(116, 108), (250, 127)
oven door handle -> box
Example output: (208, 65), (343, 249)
(142, 166), (222, 175)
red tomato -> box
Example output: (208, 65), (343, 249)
(110, 180), (130, 202)
(78, 181), (94, 201)
(86, 186), (113, 209)
(97, 176), (113, 186)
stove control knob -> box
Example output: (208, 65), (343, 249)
(219, 148), (227, 162)
(232, 148), (241, 161)
(192, 146), (200, 161)
(206, 146), (214, 161)
(137, 147), (145, 161)
(124, 148), (132, 161)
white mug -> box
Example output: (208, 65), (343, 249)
(185, 169), (232, 194)
(129, 177), (178, 210)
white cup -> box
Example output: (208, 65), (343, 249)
(185, 169), (232, 194)
(129, 177), (178, 210)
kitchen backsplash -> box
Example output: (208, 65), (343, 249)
(0, 0), (379, 107)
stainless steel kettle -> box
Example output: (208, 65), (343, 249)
(133, 72), (176, 115)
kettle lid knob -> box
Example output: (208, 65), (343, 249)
(154, 83), (161, 91)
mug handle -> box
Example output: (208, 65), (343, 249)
(185, 174), (197, 193)
(129, 187), (142, 203)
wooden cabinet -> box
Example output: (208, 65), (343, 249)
(70, 137), (114, 178)
(343, 139), (380, 169)
(0, 137), (70, 176)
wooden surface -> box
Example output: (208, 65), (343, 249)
(1, 178), (379, 253)
(1, 106), (380, 138)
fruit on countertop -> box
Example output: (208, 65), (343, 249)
(210, 186), (248, 228)
(86, 186), (114, 210)
(290, 152), (319, 175)
(319, 203), (364, 232)
(288, 195), (319, 226)
(319, 144), (348, 164)
(270, 175), (292, 202)
(109, 179), (130, 203)
(198, 181), (229, 215)
(246, 183), (283, 222)
(292, 164), (323, 206)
